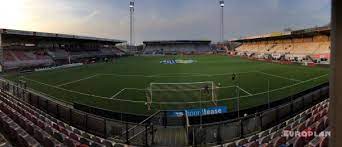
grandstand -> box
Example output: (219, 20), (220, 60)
(0, 29), (126, 71)
(232, 26), (330, 64)
(143, 40), (212, 55)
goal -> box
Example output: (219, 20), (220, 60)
(146, 81), (217, 108)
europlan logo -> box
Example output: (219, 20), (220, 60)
(282, 128), (331, 138)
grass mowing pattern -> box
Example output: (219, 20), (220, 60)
(5, 55), (329, 115)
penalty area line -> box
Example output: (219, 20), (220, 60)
(57, 74), (99, 87)
(256, 71), (302, 82)
(110, 88), (127, 99)
(110, 87), (147, 99)
(237, 86), (253, 96)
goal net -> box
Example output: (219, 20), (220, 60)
(147, 81), (217, 106)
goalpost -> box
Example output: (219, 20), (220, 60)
(146, 81), (218, 109)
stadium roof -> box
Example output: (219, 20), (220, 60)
(232, 26), (330, 42)
(0, 28), (126, 43)
(143, 40), (211, 45)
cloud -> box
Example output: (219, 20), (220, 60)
(0, 0), (331, 43)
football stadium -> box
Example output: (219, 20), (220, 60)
(0, 1), (335, 147)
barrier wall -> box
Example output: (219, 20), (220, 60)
(188, 86), (329, 146)
(0, 80), (329, 146)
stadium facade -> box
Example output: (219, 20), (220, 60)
(0, 29), (126, 71)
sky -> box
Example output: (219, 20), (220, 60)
(0, 0), (331, 44)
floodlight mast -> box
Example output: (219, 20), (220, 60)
(219, 0), (224, 43)
(129, 1), (135, 47)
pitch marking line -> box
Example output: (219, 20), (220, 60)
(153, 74), (328, 104)
(98, 71), (256, 78)
(256, 71), (302, 82)
(57, 74), (99, 87)
(110, 88), (146, 99)
(110, 85), (238, 99)
(19, 76), (146, 103)
(237, 86), (253, 96)
(16, 74), (328, 105)
(110, 88), (127, 99)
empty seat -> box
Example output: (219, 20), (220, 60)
(37, 120), (45, 129)
(270, 130), (282, 139)
(235, 138), (247, 146)
(243, 141), (258, 147)
(64, 137), (80, 147)
(80, 137), (93, 146)
(70, 132), (80, 141)
(259, 135), (271, 144)
(25, 121), (35, 135)
(320, 136), (329, 147)
(293, 137), (306, 147)
(90, 142), (106, 147)
(43, 136), (62, 147)
(74, 128), (83, 135)
(92, 136), (103, 144)
(17, 133), (42, 147)
(60, 127), (69, 136)
(83, 132), (93, 139)
(45, 126), (54, 135)
(53, 131), (65, 142)
(102, 139), (116, 147)
(271, 136), (286, 147)
(258, 130), (268, 138)
(33, 128), (47, 143)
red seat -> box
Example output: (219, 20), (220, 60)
(260, 135), (271, 144)
(272, 136), (286, 147)
(17, 132), (41, 147)
(293, 137), (305, 147)
(80, 137), (93, 146)
(92, 136), (103, 144)
(53, 123), (60, 131)
(45, 126), (54, 135)
(64, 137), (80, 147)
(37, 120), (46, 129)
(60, 127), (70, 136)
(297, 122), (306, 132)
(43, 136), (63, 147)
(31, 116), (38, 125)
(320, 136), (329, 147)
(25, 121), (35, 135)
(33, 128), (45, 143)
(70, 133), (80, 141)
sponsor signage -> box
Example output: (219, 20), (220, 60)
(167, 106), (228, 117)
(160, 59), (197, 64)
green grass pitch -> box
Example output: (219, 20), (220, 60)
(5, 55), (329, 115)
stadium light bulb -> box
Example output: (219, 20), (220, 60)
(129, 1), (134, 8)
(219, 0), (224, 7)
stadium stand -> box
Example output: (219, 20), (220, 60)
(47, 49), (69, 60)
(233, 26), (330, 64)
(143, 40), (212, 55)
(0, 28), (126, 71)
(213, 99), (330, 147)
(0, 89), (119, 147)
(3, 50), (54, 70)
